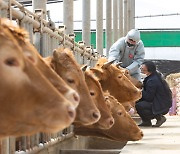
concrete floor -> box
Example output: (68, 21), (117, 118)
(121, 115), (180, 154)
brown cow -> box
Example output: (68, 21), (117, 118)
(117, 67), (143, 114)
(96, 58), (143, 88)
(119, 67), (143, 89)
(44, 47), (101, 125)
(83, 68), (114, 129)
(74, 92), (143, 141)
(1, 18), (80, 109)
(0, 26), (76, 137)
(91, 57), (142, 108)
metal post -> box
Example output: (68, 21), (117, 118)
(33, 1), (46, 54)
(106, 0), (112, 57)
(113, 0), (118, 42)
(9, 137), (15, 154)
(1, 138), (9, 154)
(82, 0), (90, 46)
(123, 0), (128, 35)
(63, 0), (73, 34)
(32, 0), (47, 19)
(118, 0), (123, 37)
(96, 0), (103, 56)
(131, 0), (135, 29)
(2, 0), (10, 18)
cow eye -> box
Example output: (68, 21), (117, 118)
(125, 71), (129, 75)
(90, 91), (95, 96)
(104, 96), (108, 101)
(117, 111), (122, 116)
(118, 74), (122, 78)
(27, 55), (36, 64)
(4, 57), (19, 66)
(67, 79), (75, 84)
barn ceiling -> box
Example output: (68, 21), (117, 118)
(16, 0), (63, 6)
(16, 0), (79, 6)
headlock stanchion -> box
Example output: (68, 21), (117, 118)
(0, 0), (99, 153)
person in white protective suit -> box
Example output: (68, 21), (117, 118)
(108, 29), (145, 81)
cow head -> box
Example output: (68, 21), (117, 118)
(1, 18), (80, 109)
(91, 58), (142, 103)
(50, 47), (101, 125)
(0, 26), (76, 137)
(74, 93), (143, 141)
(83, 70), (114, 129)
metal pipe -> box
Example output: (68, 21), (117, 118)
(63, 0), (73, 34)
(131, 0), (135, 29)
(82, 0), (90, 46)
(106, 0), (112, 57)
(118, 0), (123, 37)
(123, 0), (128, 35)
(96, 0), (103, 55)
(32, 0), (47, 19)
(113, 0), (118, 42)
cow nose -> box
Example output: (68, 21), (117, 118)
(67, 106), (76, 119)
(109, 118), (114, 126)
(73, 91), (80, 104)
(135, 89), (142, 96)
(66, 90), (80, 108)
(92, 111), (101, 120)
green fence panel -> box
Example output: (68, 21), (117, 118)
(141, 31), (180, 47)
(75, 31), (180, 48)
(75, 31), (106, 49)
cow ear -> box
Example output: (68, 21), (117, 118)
(50, 62), (55, 70)
(24, 51), (37, 65)
(53, 49), (58, 58)
(102, 59), (115, 69)
(81, 64), (88, 72)
(90, 68), (103, 80)
(115, 62), (123, 68)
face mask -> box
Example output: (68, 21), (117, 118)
(127, 41), (135, 47)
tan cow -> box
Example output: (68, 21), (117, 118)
(74, 92), (143, 141)
(117, 67), (143, 114)
(0, 26), (76, 137)
(1, 18), (80, 108)
(91, 57), (142, 108)
(83, 68), (114, 129)
(118, 67), (143, 89)
(44, 48), (101, 126)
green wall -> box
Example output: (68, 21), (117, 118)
(75, 31), (106, 49)
(74, 31), (180, 48)
(141, 31), (180, 47)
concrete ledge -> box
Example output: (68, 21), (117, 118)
(59, 149), (121, 154)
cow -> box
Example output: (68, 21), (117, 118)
(1, 18), (80, 108)
(74, 92), (143, 141)
(116, 66), (143, 114)
(0, 26), (76, 137)
(117, 66), (143, 89)
(44, 47), (101, 126)
(91, 57), (142, 110)
(83, 67), (114, 129)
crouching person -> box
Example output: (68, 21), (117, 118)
(136, 61), (172, 127)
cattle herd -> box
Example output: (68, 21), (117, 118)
(0, 18), (144, 143)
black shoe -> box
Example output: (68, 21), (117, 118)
(138, 121), (152, 127)
(152, 115), (166, 127)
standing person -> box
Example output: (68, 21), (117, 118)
(108, 29), (145, 81)
(136, 61), (172, 127)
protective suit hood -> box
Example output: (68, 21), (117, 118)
(126, 29), (140, 43)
